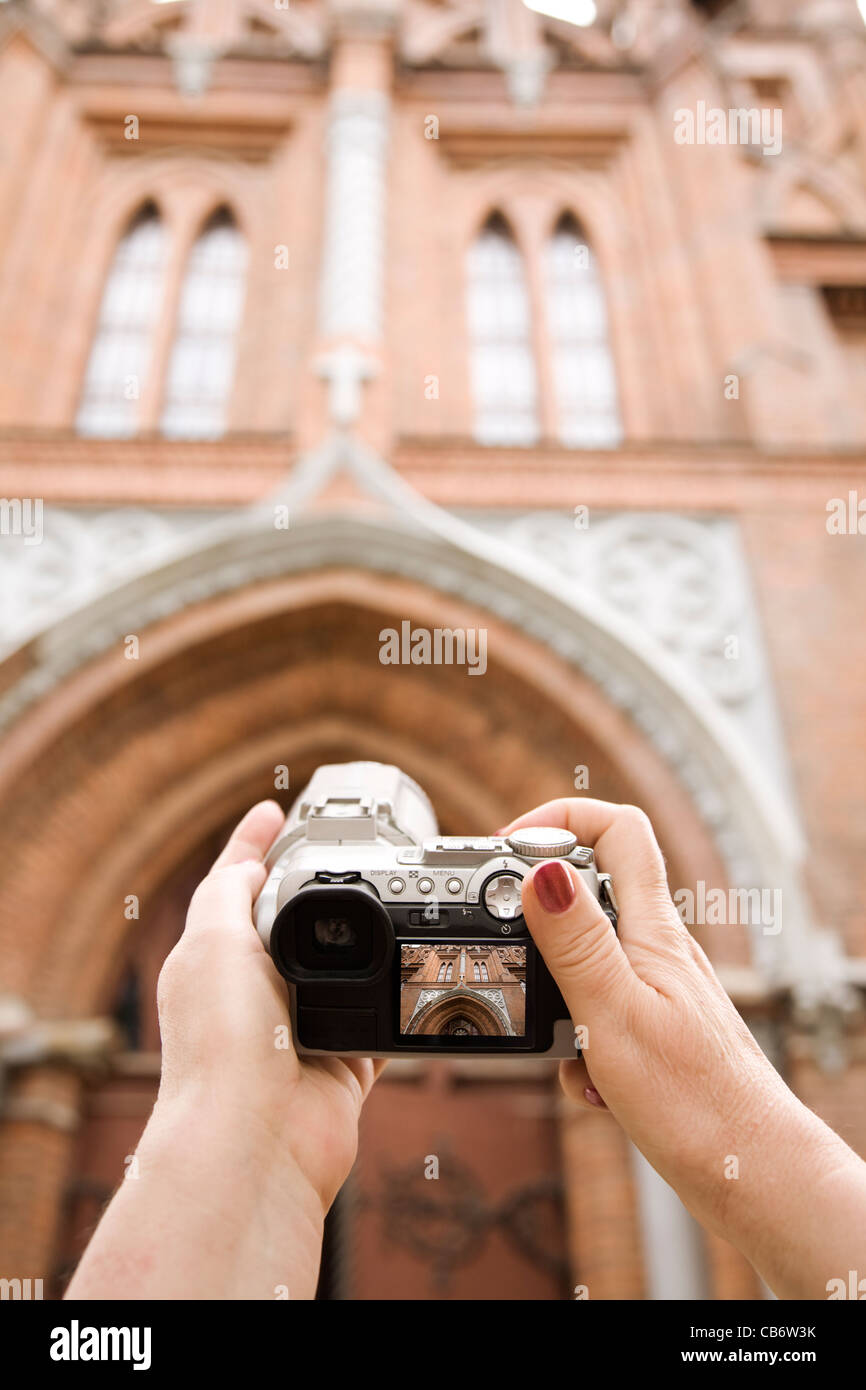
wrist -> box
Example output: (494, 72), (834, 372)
(147, 1082), (326, 1215)
(675, 1072), (860, 1299)
(69, 1086), (327, 1301)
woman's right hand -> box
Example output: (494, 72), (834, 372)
(503, 797), (866, 1300)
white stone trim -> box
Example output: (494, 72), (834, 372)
(629, 1144), (710, 1301)
(317, 90), (390, 344)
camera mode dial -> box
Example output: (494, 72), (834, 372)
(505, 827), (580, 859)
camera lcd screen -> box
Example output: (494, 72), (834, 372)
(399, 943), (527, 1037)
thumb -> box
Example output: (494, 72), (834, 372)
(522, 859), (634, 1027)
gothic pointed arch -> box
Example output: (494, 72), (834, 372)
(544, 210), (622, 447)
(76, 201), (167, 438)
(159, 205), (248, 440)
(404, 990), (510, 1037)
(466, 211), (539, 446)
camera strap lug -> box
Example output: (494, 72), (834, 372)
(598, 873), (619, 926)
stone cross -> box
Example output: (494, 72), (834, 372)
(315, 345), (379, 428)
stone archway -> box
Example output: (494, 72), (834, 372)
(0, 499), (834, 1281)
(0, 553), (738, 1277)
(0, 499), (829, 999)
(405, 991), (510, 1038)
(0, 564), (735, 1021)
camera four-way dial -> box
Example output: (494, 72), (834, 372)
(482, 872), (524, 921)
(481, 827), (591, 921)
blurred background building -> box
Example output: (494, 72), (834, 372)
(0, 0), (865, 1300)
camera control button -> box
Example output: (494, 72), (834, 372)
(389, 877), (406, 894)
(446, 877), (463, 895)
(483, 872), (524, 921)
(505, 828), (579, 859)
(417, 877), (435, 896)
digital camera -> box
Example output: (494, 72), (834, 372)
(255, 762), (618, 1058)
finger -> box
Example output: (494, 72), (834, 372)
(212, 800), (286, 870)
(558, 1058), (608, 1111)
(183, 803), (286, 943)
(339, 1056), (387, 1100)
(522, 857), (639, 1028)
(183, 858), (267, 941)
(503, 798), (684, 950)
(310, 1055), (386, 1105)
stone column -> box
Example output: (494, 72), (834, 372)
(0, 1068), (82, 1285)
(629, 1144), (711, 1299)
(306, 0), (397, 452)
(558, 1103), (646, 1299)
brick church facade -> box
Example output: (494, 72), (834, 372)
(0, 0), (865, 1300)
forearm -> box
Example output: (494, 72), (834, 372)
(681, 1085), (866, 1300)
(66, 1091), (325, 1301)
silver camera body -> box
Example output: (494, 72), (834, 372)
(255, 762), (617, 1059)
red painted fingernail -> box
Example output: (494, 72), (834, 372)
(534, 860), (576, 914)
(584, 1086), (606, 1109)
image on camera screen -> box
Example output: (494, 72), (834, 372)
(399, 943), (527, 1037)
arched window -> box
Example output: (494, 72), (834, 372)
(544, 214), (621, 447)
(479, 960), (489, 982)
(466, 213), (539, 446)
(438, 961), (448, 982)
(160, 208), (248, 439)
(76, 204), (166, 438)
(473, 962), (480, 981)
(446, 962), (453, 982)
